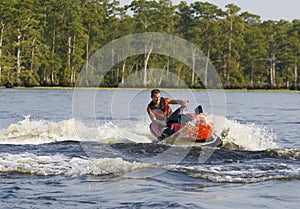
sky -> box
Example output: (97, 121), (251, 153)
(120, 0), (300, 21)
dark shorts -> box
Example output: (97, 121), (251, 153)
(150, 123), (174, 138)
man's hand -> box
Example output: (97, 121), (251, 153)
(181, 100), (189, 111)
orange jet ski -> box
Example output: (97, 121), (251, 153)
(150, 105), (223, 147)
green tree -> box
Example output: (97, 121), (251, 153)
(219, 4), (246, 88)
(0, 0), (16, 85)
(276, 20), (294, 88)
(188, 2), (224, 87)
(240, 12), (268, 88)
(0, 0), (299, 89)
(4, 0), (47, 86)
(54, 0), (87, 86)
(40, 0), (64, 86)
(175, 1), (192, 39)
(288, 20), (300, 89)
(261, 20), (292, 88)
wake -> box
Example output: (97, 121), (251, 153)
(0, 115), (278, 151)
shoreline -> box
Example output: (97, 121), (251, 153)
(0, 86), (299, 93)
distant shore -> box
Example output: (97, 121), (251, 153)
(1, 86), (299, 93)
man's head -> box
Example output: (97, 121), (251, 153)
(151, 89), (160, 97)
(151, 89), (161, 104)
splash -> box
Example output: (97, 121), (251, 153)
(0, 115), (278, 150)
(0, 152), (152, 177)
(0, 116), (79, 144)
(0, 116), (152, 145)
(96, 120), (152, 144)
(211, 115), (278, 151)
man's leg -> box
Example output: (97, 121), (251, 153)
(157, 127), (174, 140)
(166, 107), (182, 125)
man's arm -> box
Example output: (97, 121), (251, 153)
(147, 107), (166, 126)
(165, 98), (188, 109)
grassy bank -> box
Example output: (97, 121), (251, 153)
(1, 86), (299, 93)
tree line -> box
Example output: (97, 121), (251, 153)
(0, 0), (299, 89)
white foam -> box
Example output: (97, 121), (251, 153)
(210, 115), (278, 151)
(0, 115), (278, 150)
(0, 152), (153, 177)
(95, 120), (152, 143)
(0, 116), (79, 144)
(0, 116), (152, 145)
(168, 163), (299, 183)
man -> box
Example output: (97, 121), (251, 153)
(147, 89), (188, 140)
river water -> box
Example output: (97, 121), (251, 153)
(0, 89), (299, 208)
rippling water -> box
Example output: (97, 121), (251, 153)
(0, 89), (299, 208)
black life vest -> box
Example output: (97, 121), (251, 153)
(148, 97), (172, 121)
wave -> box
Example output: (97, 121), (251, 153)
(264, 148), (300, 160)
(167, 162), (300, 183)
(0, 115), (278, 151)
(165, 147), (300, 184)
(211, 115), (278, 151)
(0, 146), (299, 183)
(0, 116), (152, 145)
(0, 152), (153, 177)
(0, 116), (79, 144)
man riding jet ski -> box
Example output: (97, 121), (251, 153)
(146, 89), (188, 140)
(147, 89), (215, 145)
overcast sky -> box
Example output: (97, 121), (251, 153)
(120, 0), (299, 21)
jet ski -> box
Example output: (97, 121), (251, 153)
(150, 105), (223, 147)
